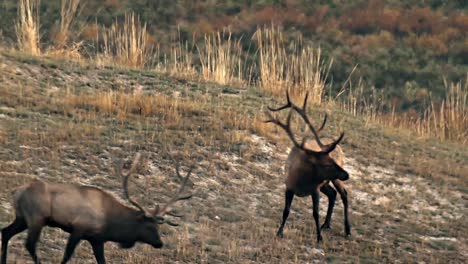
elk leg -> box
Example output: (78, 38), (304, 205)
(90, 240), (106, 264)
(276, 189), (294, 238)
(25, 225), (43, 264)
(333, 181), (351, 236)
(311, 190), (322, 242)
(61, 233), (82, 264)
(1, 217), (27, 264)
(320, 184), (337, 230)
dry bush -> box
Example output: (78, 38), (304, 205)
(197, 31), (245, 85)
(16, 0), (41, 55)
(305, 5), (330, 30)
(360, 31), (396, 50)
(98, 13), (155, 68)
(377, 8), (401, 33)
(398, 7), (444, 34)
(414, 34), (448, 56)
(254, 25), (329, 104)
(449, 11), (468, 32)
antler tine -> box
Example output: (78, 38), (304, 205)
(289, 103), (326, 149)
(267, 89), (292, 112)
(317, 113), (328, 132)
(166, 150), (184, 180)
(324, 131), (345, 154)
(264, 109), (306, 150)
(302, 91), (309, 110)
(156, 165), (194, 217)
(265, 89), (326, 149)
(117, 153), (147, 214)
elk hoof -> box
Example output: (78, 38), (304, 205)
(345, 226), (351, 237)
(317, 235), (323, 243)
(276, 230), (284, 238)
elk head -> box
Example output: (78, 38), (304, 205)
(115, 153), (194, 248)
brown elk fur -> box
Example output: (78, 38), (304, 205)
(265, 91), (350, 242)
(1, 153), (193, 264)
(297, 138), (351, 236)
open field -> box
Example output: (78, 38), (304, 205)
(0, 50), (467, 263)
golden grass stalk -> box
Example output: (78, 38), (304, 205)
(99, 13), (154, 68)
(197, 31), (244, 85)
(254, 25), (330, 104)
(343, 77), (467, 143)
(16, 0), (41, 55)
(157, 37), (197, 79)
(53, 0), (82, 49)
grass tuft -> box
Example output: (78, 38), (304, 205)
(15, 0), (41, 56)
(98, 13), (155, 68)
(254, 25), (329, 104)
(197, 31), (245, 85)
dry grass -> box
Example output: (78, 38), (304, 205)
(98, 13), (155, 68)
(341, 78), (468, 143)
(156, 35), (197, 79)
(15, 0), (41, 55)
(254, 25), (330, 104)
(46, 0), (83, 60)
(197, 31), (245, 85)
(54, 0), (82, 49)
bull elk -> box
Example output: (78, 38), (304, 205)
(265, 91), (350, 242)
(1, 153), (193, 264)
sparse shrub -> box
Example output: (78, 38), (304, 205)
(415, 34), (448, 56)
(398, 7), (444, 35)
(449, 11), (468, 32)
(377, 8), (401, 33)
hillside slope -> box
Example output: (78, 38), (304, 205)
(0, 51), (466, 263)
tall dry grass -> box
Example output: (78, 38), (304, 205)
(414, 79), (467, 142)
(254, 26), (330, 104)
(54, 0), (82, 49)
(16, 0), (41, 55)
(98, 13), (155, 68)
(47, 0), (83, 60)
(342, 78), (468, 143)
(197, 31), (245, 85)
(156, 31), (197, 79)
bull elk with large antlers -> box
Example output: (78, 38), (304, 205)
(1, 153), (193, 264)
(265, 91), (350, 242)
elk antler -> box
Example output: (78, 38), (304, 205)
(267, 90), (342, 153)
(153, 163), (194, 224)
(264, 109), (306, 150)
(115, 153), (147, 215)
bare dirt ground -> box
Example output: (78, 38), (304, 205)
(0, 51), (466, 263)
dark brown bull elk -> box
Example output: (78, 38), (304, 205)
(1, 153), (193, 264)
(265, 90), (350, 242)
